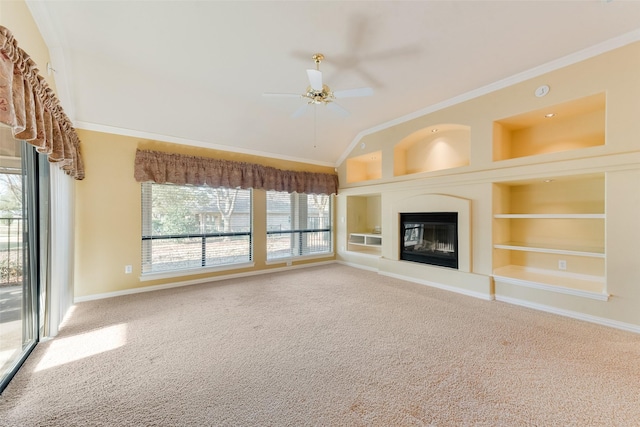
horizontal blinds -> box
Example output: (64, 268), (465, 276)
(266, 191), (332, 260)
(142, 183), (252, 273)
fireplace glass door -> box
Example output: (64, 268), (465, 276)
(400, 212), (458, 269)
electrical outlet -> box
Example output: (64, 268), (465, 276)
(558, 260), (567, 271)
(286, 260), (292, 267)
(125, 265), (133, 274)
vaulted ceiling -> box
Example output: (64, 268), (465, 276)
(27, 1), (640, 166)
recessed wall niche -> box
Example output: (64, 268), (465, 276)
(493, 93), (605, 161)
(394, 124), (470, 176)
(346, 150), (382, 183)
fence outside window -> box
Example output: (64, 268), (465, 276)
(0, 217), (23, 286)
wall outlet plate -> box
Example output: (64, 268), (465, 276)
(558, 260), (567, 270)
(125, 265), (133, 274)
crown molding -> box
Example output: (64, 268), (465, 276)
(75, 121), (337, 168)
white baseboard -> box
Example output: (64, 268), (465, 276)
(74, 260), (337, 303)
(495, 295), (640, 334)
(336, 259), (379, 272)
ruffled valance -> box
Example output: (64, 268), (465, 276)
(134, 149), (339, 195)
(0, 26), (84, 180)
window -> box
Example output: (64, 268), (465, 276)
(141, 183), (252, 274)
(266, 191), (332, 260)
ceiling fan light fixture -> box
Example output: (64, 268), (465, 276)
(305, 84), (335, 105)
(264, 53), (373, 117)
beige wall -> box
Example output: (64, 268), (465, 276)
(337, 42), (640, 329)
(74, 129), (336, 298)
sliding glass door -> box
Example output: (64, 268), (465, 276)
(0, 129), (45, 392)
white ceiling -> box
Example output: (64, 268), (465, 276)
(27, 1), (640, 167)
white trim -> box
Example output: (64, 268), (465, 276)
(336, 259), (379, 273)
(139, 262), (255, 282)
(379, 271), (494, 301)
(74, 121), (336, 168)
(495, 295), (640, 335)
(335, 28), (640, 167)
(74, 260), (337, 303)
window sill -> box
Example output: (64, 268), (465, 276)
(139, 262), (255, 282)
(265, 253), (335, 266)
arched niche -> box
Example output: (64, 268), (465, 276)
(394, 124), (470, 176)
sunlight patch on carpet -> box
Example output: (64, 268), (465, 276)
(34, 323), (127, 372)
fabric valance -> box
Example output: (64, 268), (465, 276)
(134, 149), (339, 195)
(0, 26), (84, 180)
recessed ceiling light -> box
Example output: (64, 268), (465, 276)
(431, 129), (438, 133)
(543, 179), (555, 183)
(544, 113), (556, 118)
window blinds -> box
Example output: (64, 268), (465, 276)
(141, 183), (252, 274)
(266, 191), (332, 260)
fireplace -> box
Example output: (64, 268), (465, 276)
(400, 212), (458, 269)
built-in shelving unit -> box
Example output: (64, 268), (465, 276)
(493, 93), (605, 161)
(349, 233), (382, 247)
(346, 194), (382, 255)
(492, 174), (607, 300)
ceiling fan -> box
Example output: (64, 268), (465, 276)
(263, 53), (374, 118)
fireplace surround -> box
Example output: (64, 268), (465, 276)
(387, 193), (471, 274)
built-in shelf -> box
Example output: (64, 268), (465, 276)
(493, 242), (604, 258)
(493, 265), (608, 301)
(494, 213), (605, 219)
(349, 233), (382, 247)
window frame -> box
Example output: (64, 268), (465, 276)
(140, 182), (254, 280)
(265, 191), (334, 263)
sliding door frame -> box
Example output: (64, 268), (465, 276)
(0, 144), (47, 394)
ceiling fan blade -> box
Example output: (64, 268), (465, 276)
(326, 102), (349, 117)
(306, 69), (323, 91)
(263, 93), (302, 98)
(333, 87), (374, 98)
(291, 103), (311, 118)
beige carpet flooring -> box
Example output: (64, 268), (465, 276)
(1, 264), (639, 426)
